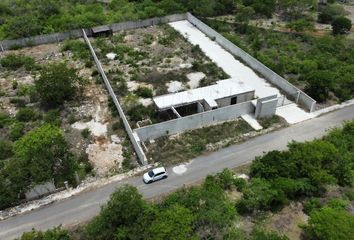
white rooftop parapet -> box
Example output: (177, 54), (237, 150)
(153, 78), (254, 110)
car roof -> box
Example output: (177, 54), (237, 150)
(152, 167), (166, 174)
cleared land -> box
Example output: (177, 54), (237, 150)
(89, 24), (228, 126)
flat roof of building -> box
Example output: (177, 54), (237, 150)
(153, 79), (254, 110)
(92, 26), (111, 33)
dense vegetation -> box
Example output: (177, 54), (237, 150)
(205, 19), (354, 103)
(0, 60), (88, 210)
(18, 120), (354, 239)
(0, 124), (80, 209)
(1, 0), (348, 40)
(237, 120), (354, 213)
(0, 0), (235, 40)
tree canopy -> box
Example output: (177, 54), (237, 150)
(0, 124), (77, 209)
(35, 63), (83, 107)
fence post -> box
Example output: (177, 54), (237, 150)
(296, 91), (300, 104)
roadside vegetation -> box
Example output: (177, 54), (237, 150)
(0, 0), (236, 40)
(146, 116), (285, 166)
(17, 120), (354, 240)
(0, 42), (134, 209)
(0, 61), (90, 210)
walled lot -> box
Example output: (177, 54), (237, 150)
(90, 24), (229, 127)
(0, 41), (136, 178)
(145, 116), (287, 166)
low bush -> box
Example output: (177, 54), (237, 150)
(44, 109), (62, 126)
(303, 207), (354, 240)
(15, 108), (40, 122)
(0, 112), (11, 128)
(303, 198), (322, 215)
(61, 40), (90, 60)
(158, 27), (179, 45)
(35, 63), (83, 107)
(134, 86), (153, 98)
(0, 54), (36, 71)
(318, 4), (346, 24)
(143, 33), (154, 45)
(332, 17), (352, 35)
(250, 228), (289, 240)
(12, 80), (18, 90)
(9, 98), (26, 108)
(127, 104), (155, 123)
(17, 227), (71, 240)
(9, 122), (25, 141)
(81, 128), (91, 139)
(0, 140), (13, 160)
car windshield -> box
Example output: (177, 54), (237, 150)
(148, 170), (154, 177)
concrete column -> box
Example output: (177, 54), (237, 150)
(296, 91), (301, 104)
(171, 106), (182, 118)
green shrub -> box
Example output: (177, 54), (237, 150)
(35, 63), (83, 107)
(0, 112), (11, 128)
(15, 108), (40, 122)
(318, 4), (346, 24)
(303, 198), (322, 215)
(286, 17), (315, 32)
(134, 86), (153, 98)
(9, 122), (25, 141)
(250, 228), (289, 240)
(127, 104), (155, 123)
(61, 40), (90, 60)
(216, 168), (235, 190)
(332, 17), (352, 35)
(111, 34), (125, 44)
(158, 27), (179, 45)
(326, 198), (348, 210)
(44, 109), (62, 126)
(143, 33), (153, 44)
(112, 121), (122, 131)
(303, 207), (354, 240)
(122, 157), (135, 171)
(234, 178), (247, 191)
(345, 190), (354, 201)
(18, 227), (72, 240)
(0, 140), (13, 160)
(81, 128), (91, 139)
(236, 178), (286, 213)
(9, 98), (26, 107)
(0, 54), (36, 71)
(12, 80), (18, 90)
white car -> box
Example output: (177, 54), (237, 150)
(143, 167), (168, 184)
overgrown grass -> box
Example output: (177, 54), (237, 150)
(0, 54), (37, 71)
(147, 119), (253, 165)
(61, 40), (91, 60)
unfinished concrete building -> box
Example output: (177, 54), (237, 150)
(153, 79), (255, 118)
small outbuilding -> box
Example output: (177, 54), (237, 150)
(91, 26), (113, 38)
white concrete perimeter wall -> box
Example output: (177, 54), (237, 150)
(134, 101), (255, 141)
(25, 181), (56, 201)
(0, 14), (187, 51)
(186, 13), (316, 112)
(110, 14), (187, 32)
